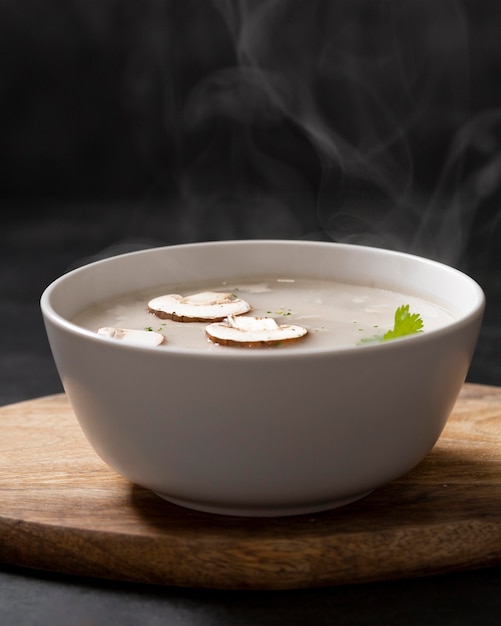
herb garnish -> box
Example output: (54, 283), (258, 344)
(267, 307), (292, 316)
(383, 304), (424, 340)
(358, 305), (424, 345)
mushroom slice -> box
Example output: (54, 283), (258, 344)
(206, 315), (308, 347)
(147, 291), (251, 322)
(97, 327), (165, 346)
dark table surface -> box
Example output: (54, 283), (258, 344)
(2, 204), (501, 625)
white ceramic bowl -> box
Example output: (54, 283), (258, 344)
(41, 240), (484, 516)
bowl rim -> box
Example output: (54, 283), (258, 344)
(40, 239), (486, 360)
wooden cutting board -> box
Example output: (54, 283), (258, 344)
(1, 383), (501, 590)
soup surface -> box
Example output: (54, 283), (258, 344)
(72, 276), (456, 350)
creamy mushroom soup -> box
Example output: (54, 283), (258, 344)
(72, 276), (456, 350)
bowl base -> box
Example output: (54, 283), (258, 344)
(153, 490), (374, 517)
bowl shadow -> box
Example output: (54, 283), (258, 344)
(127, 443), (501, 537)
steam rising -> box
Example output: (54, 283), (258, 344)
(121, 1), (499, 270)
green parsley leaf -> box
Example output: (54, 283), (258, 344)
(382, 305), (424, 341)
(356, 304), (424, 346)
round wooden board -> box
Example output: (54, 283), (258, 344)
(2, 383), (501, 590)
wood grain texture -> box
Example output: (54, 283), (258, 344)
(1, 383), (501, 590)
